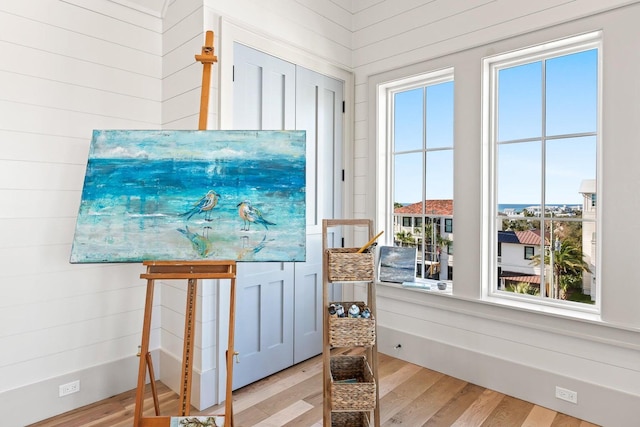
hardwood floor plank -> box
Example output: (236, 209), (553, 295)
(551, 412), (583, 427)
(380, 390), (416, 424)
(384, 374), (467, 426)
(377, 360), (424, 398)
(522, 405), (557, 427)
(282, 403), (322, 426)
(450, 389), (505, 426)
(379, 364), (445, 424)
(29, 353), (601, 427)
(423, 383), (486, 426)
(254, 375), (321, 416)
(481, 395), (534, 426)
(253, 400), (314, 427)
(222, 357), (322, 414)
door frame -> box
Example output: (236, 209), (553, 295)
(215, 17), (355, 403)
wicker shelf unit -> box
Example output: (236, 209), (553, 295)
(322, 219), (380, 427)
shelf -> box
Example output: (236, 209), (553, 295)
(322, 219), (380, 427)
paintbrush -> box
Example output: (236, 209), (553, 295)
(356, 230), (384, 253)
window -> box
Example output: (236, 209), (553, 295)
(380, 69), (454, 282)
(402, 217), (411, 227)
(444, 218), (453, 233)
(484, 32), (600, 307)
(524, 246), (535, 260)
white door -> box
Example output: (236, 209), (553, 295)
(232, 43), (343, 388)
(294, 67), (343, 362)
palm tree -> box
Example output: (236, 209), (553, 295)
(531, 240), (589, 299)
(395, 230), (414, 246)
(507, 281), (540, 296)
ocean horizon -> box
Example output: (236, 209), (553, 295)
(498, 203), (581, 213)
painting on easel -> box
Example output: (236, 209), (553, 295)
(70, 129), (306, 263)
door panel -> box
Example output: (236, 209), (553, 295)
(233, 43), (296, 389)
(294, 67), (343, 362)
(232, 263), (294, 388)
(233, 43), (295, 130)
(232, 42), (343, 386)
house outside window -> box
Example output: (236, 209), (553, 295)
(483, 31), (600, 307)
(380, 68), (454, 282)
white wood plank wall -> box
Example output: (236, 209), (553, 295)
(351, 0), (639, 218)
(0, 0), (162, 424)
(351, 1), (640, 425)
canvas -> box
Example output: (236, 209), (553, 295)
(377, 246), (417, 283)
(70, 130), (306, 263)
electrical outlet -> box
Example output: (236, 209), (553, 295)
(59, 380), (80, 397)
(555, 386), (577, 404)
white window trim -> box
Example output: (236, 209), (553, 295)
(376, 68), (454, 286)
(481, 30), (603, 314)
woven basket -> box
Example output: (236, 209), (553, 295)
(330, 355), (376, 411)
(326, 248), (374, 282)
(331, 411), (371, 427)
(328, 302), (375, 347)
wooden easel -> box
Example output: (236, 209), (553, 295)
(133, 31), (235, 427)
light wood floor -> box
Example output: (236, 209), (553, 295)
(30, 349), (598, 427)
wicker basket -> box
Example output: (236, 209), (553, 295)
(326, 248), (374, 282)
(328, 302), (375, 347)
(331, 411), (371, 427)
(330, 355), (376, 411)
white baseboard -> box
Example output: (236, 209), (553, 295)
(378, 325), (638, 426)
(0, 352), (145, 427)
(159, 349), (218, 410)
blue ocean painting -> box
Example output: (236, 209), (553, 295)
(70, 130), (306, 263)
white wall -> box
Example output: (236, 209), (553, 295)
(0, 1), (162, 425)
(357, 1), (640, 425)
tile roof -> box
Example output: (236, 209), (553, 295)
(515, 230), (546, 245)
(395, 199), (453, 215)
(501, 274), (541, 285)
(498, 229), (548, 245)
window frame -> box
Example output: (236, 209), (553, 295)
(524, 246), (535, 260)
(444, 218), (453, 233)
(376, 67), (454, 284)
(481, 31), (602, 312)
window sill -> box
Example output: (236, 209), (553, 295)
(394, 279), (453, 295)
(376, 280), (640, 346)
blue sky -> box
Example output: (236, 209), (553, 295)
(393, 49), (597, 206)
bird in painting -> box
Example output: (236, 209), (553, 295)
(177, 226), (212, 257)
(182, 190), (220, 221)
(237, 200), (276, 231)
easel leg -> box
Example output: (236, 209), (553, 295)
(146, 352), (160, 415)
(134, 279), (155, 426)
(179, 278), (198, 416)
(225, 278), (237, 427)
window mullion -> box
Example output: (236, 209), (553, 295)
(540, 58), (548, 300)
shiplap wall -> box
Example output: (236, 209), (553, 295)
(0, 0), (162, 425)
(351, 0), (640, 220)
(352, 1), (640, 425)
